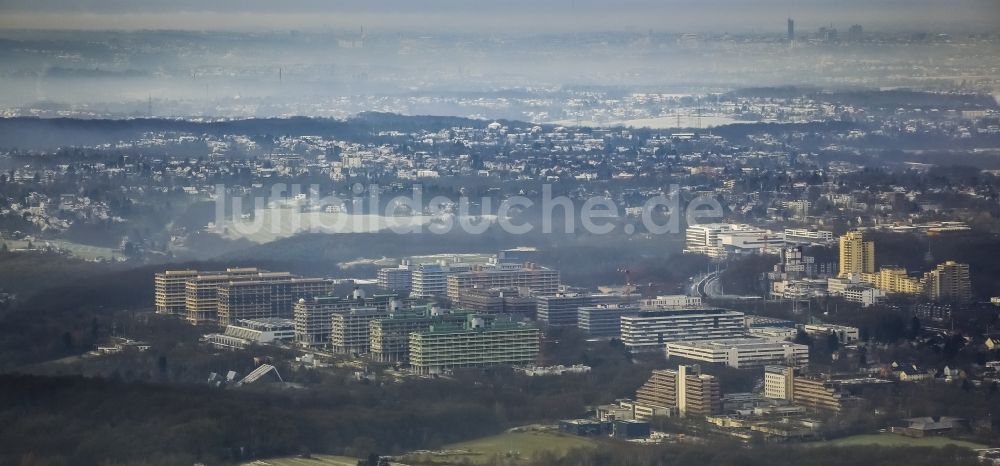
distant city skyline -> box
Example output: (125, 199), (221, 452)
(0, 0), (995, 33)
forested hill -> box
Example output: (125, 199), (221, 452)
(0, 111), (878, 153)
(0, 112), (537, 151)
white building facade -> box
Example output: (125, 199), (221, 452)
(665, 338), (809, 369)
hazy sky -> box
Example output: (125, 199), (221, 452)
(0, 0), (997, 33)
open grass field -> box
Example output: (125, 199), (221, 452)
(4, 239), (120, 261)
(244, 430), (595, 466)
(401, 429), (597, 465)
(242, 455), (359, 466)
(818, 433), (986, 450)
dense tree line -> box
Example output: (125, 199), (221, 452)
(521, 442), (980, 466)
(0, 256), (319, 370)
(222, 227), (700, 289)
(0, 113), (534, 152)
(6, 369), (983, 466)
(0, 341), (664, 466)
(0, 373), (499, 465)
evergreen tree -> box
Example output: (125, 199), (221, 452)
(909, 316), (922, 340)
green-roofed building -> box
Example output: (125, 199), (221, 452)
(409, 315), (540, 375)
(369, 310), (478, 363)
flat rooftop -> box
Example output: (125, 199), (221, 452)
(667, 337), (806, 349)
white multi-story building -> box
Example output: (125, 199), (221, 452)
(639, 295), (702, 311)
(446, 264), (559, 302)
(410, 262), (474, 298)
(330, 307), (389, 354)
(829, 276), (886, 307)
(685, 223), (731, 258)
(827, 276), (859, 295)
(803, 324), (860, 344)
(764, 365), (796, 400)
(784, 228), (835, 244)
(294, 294), (402, 349)
(294, 296), (354, 349)
(748, 326), (799, 342)
(719, 227), (785, 256)
(843, 286), (885, 307)
(685, 223), (783, 259)
(536, 292), (638, 326)
(377, 262), (412, 291)
(782, 200), (812, 219)
(772, 278), (828, 300)
(577, 304), (640, 337)
(770, 246), (819, 281)
(409, 317), (540, 375)
(665, 338), (809, 369)
(620, 308), (745, 351)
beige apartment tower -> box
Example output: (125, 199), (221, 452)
(862, 267), (924, 295)
(634, 365), (721, 418)
(924, 261), (972, 303)
(838, 231), (875, 278)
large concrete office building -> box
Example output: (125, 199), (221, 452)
(217, 277), (335, 326)
(369, 311), (475, 363)
(293, 296), (355, 349)
(446, 264), (559, 302)
(763, 366), (846, 412)
(497, 247), (538, 264)
(577, 305), (640, 337)
(376, 264), (412, 291)
(536, 292), (633, 327)
(685, 223), (731, 258)
(685, 223), (783, 259)
(639, 295), (702, 311)
(619, 308), (745, 351)
(154, 267), (263, 317)
(330, 307), (390, 355)
(790, 375), (846, 413)
(764, 365), (796, 400)
(294, 293), (403, 349)
(410, 262), (474, 298)
(408, 316), (540, 375)
(155, 267), (339, 325)
(802, 324), (860, 344)
(453, 287), (537, 317)
(665, 338), (809, 369)
(184, 270), (294, 325)
(154, 269), (199, 315)
(784, 228), (834, 244)
(634, 365), (721, 418)
(718, 227), (785, 256)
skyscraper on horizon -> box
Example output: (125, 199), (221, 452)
(787, 18), (795, 42)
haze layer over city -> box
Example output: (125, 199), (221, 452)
(0, 1), (999, 465)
